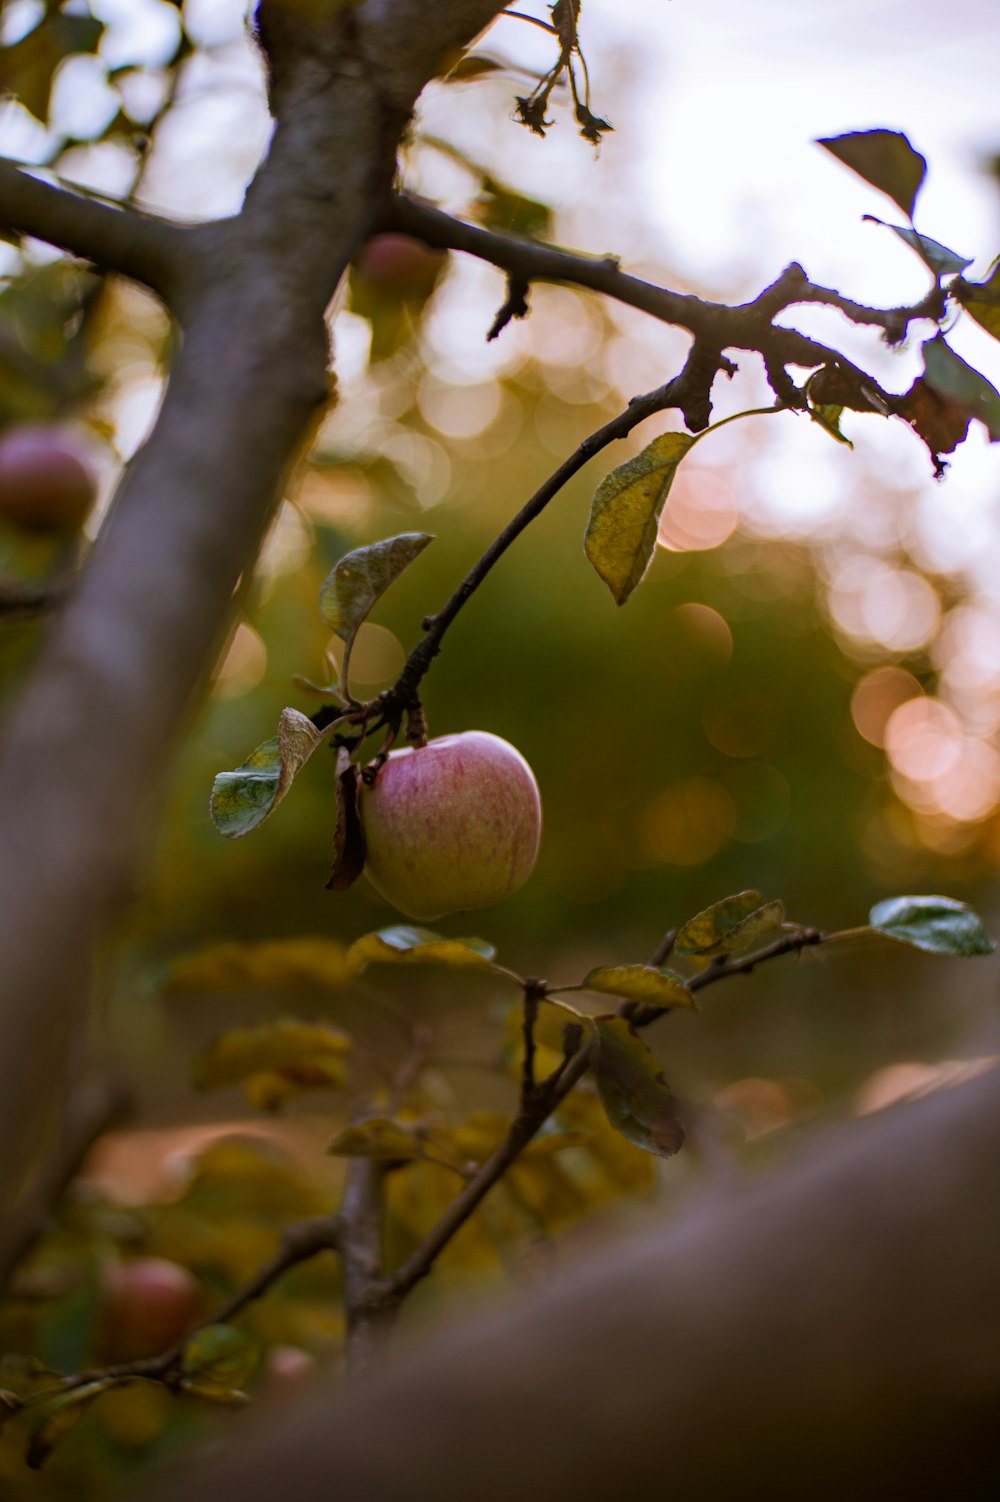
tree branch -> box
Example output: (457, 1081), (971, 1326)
(0, 159), (189, 302)
(375, 349), (727, 721)
(31, 1216), (340, 1400)
(381, 917), (843, 1295)
(0, 0), (514, 1276)
(144, 1064), (1000, 1502)
(386, 195), (940, 382)
(627, 926), (825, 1029)
(384, 1040), (591, 1302)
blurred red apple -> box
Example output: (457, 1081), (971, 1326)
(359, 730), (542, 921)
(355, 233), (445, 296)
(101, 1257), (203, 1362)
(0, 423), (97, 533)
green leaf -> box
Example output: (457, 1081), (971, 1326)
(921, 336), (1000, 442)
(869, 895), (996, 956)
(674, 892), (785, 956)
(592, 1017), (684, 1158)
(809, 403), (853, 447)
(179, 1324), (261, 1400)
(165, 937), (354, 994)
(581, 965), (695, 1010)
(444, 53), (504, 83)
(193, 1019), (351, 1091)
(862, 218), (972, 277)
(26, 1381), (114, 1470)
(584, 432), (695, 605)
(210, 708), (324, 838)
(319, 533), (432, 647)
(346, 926), (496, 975)
(817, 129), (926, 218)
(475, 176), (552, 239)
(958, 262), (1000, 341)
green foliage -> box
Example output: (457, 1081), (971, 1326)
(179, 1325), (261, 1402)
(584, 433), (694, 604)
(318, 533), (432, 655)
(674, 892), (785, 957)
(817, 128), (927, 217)
(808, 403), (853, 447)
(209, 709), (324, 838)
(592, 1018), (684, 1159)
(166, 937), (354, 993)
(869, 896), (996, 957)
(862, 219), (973, 278)
(26, 1382), (114, 1471)
(345, 926), (497, 973)
(920, 336), (1000, 443)
(327, 1118), (426, 1162)
(193, 1019), (351, 1110)
(957, 260), (1000, 341)
(578, 965), (695, 1009)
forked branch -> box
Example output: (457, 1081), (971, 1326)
(0, 158), (190, 303)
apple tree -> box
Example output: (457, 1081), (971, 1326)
(1, 2), (1000, 1497)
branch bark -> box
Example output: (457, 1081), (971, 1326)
(147, 1064), (1000, 1501)
(0, 159), (188, 300)
(0, 0), (510, 1276)
(387, 195), (935, 381)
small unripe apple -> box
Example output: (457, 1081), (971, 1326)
(355, 233), (445, 296)
(0, 423), (97, 533)
(100, 1257), (203, 1362)
(360, 730), (542, 921)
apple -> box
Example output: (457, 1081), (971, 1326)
(354, 233), (445, 296)
(100, 1257), (203, 1362)
(359, 730), (542, 921)
(0, 423), (97, 533)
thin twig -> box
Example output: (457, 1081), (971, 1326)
(37, 1216), (340, 1400)
(648, 928), (678, 967)
(378, 352), (722, 718)
(381, 921), (833, 1294)
(629, 928), (825, 1030)
(384, 1046), (592, 1301)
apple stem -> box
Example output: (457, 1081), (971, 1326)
(406, 701), (429, 747)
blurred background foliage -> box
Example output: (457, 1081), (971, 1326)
(1, 0), (999, 1494)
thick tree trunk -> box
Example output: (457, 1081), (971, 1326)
(147, 1065), (1000, 1500)
(0, 0), (507, 1279)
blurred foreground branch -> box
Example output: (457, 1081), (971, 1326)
(0, 0), (510, 1279)
(147, 1061), (1000, 1502)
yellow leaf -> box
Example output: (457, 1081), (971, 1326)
(346, 926), (495, 975)
(584, 432), (694, 605)
(166, 937), (353, 994)
(327, 1119), (425, 1161)
(581, 965), (695, 1009)
(675, 891), (785, 956)
(193, 1019), (350, 1091)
